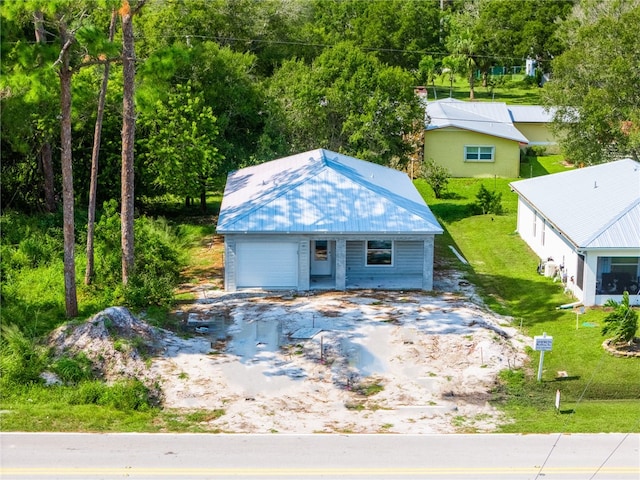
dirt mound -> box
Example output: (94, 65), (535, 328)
(47, 307), (163, 399)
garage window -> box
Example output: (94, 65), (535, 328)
(366, 240), (393, 266)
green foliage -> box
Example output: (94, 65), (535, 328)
(138, 81), (222, 204)
(50, 352), (95, 384)
(93, 200), (184, 308)
(0, 217), (68, 333)
(601, 292), (639, 345)
(68, 379), (152, 411)
(266, 41), (422, 166)
(124, 216), (184, 308)
(473, 184), (504, 215)
(543, 2), (640, 164)
(0, 324), (48, 389)
(420, 159), (450, 199)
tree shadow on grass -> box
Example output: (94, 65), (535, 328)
(519, 157), (550, 178)
(439, 192), (465, 201)
(431, 202), (474, 224)
(465, 271), (572, 324)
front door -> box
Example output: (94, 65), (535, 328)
(310, 240), (332, 276)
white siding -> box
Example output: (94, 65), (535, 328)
(516, 197), (585, 302)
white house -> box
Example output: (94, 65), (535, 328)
(510, 159), (640, 306)
(216, 149), (443, 292)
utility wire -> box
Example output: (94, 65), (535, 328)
(588, 425), (640, 480)
(533, 349), (609, 480)
(534, 305), (637, 479)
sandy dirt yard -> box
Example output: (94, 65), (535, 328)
(145, 279), (529, 434)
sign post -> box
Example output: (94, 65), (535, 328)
(575, 306), (585, 330)
(533, 332), (553, 382)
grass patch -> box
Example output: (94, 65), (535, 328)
(353, 379), (385, 397)
(419, 154), (640, 433)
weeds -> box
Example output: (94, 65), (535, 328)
(50, 353), (95, 384)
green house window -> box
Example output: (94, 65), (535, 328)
(465, 146), (495, 162)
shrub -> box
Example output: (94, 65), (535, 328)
(98, 379), (152, 411)
(602, 292), (639, 345)
(473, 184), (504, 215)
(0, 324), (48, 389)
(69, 381), (105, 405)
(50, 353), (95, 384)
(420, 158), (451, 199)
(69, 379), (152, 411)
(524, 146), (547, 158)
(94, 200), (184, 308)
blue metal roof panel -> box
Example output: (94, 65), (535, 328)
(217, 149), (443, 234)
(510, 159), (640, 249)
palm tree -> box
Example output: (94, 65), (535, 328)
(453, 36), (477, 100)
(440, 55), (461, 98)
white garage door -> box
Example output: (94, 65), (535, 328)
(236, 242), (299, 288)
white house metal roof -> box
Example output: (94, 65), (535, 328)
(217, 149), (444, 235)
(425, 98), (529, 143)
(508, 105), (555, 123)
(510, 159), (640, 249)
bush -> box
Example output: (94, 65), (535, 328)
(473, 184), (504, 215)
(420, 158), (451, 199)
(69, 379), (152, 411)
(602, 292), (639, 345)
(50, 352), (95, 384)
(523, 146), (547, 158)
(0, 324), (48, 389)
(94, 200), (184, 308)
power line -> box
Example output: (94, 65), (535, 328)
(588, 426), (640, 480)
(534, 306), (638, 479)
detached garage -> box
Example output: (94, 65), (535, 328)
(216, 149), (443, 292)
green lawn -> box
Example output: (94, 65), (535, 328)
(417, 155), (640, 433)
(423, 75), (543, 104)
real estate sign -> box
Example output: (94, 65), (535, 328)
(534, 335), (553, 351)
(534, 333), (553, 381)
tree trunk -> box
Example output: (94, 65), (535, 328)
(59, 25), (78, 318)
(34, 10), (56, 213)
(468, 71), (475, 100)
(85, 9), (117, 286)
(200, 187), (207, 213)
(120, 1), (136, 285)
(39, 143), (56, 212)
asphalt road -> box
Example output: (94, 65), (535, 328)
(1, 433), (638, 479)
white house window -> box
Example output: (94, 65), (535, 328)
(596, 257), (640, 294)
(366, 240), (393, 266)
(464, 146), (495, 162)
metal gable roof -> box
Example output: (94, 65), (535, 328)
(510, 159), (640, 249)
(217, 149), (443, 234)
(425, 98), (529, 143)
(508, 105), (555, 123)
